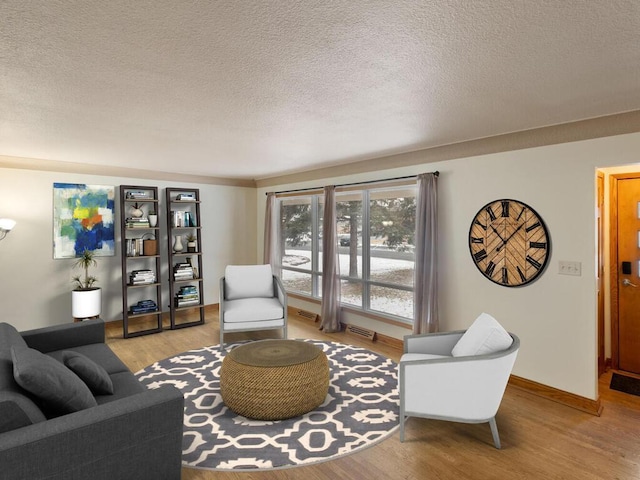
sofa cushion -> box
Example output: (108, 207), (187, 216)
(223, 297), (284, 323)
(451, 312), (513, 357)
(225, 265), (274, 300)
(0, 399), (34, 433)
(95, 371), (146, 405)
(63, 350), (114, 395)
(12, 346), (97, 416)
(46, 343), (130, 375)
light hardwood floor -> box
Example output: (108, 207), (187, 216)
(107, 312), (640, 480)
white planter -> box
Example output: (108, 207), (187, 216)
(72, 288), (102, 319)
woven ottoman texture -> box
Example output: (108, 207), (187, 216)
(220, 339), (329, 420)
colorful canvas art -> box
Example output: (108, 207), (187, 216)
(53, 183), (115, 258)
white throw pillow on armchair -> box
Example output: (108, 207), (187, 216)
(451, 312), (513, 357)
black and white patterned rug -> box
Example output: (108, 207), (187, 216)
(136, 340), (399, 471)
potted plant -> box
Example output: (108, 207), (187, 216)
(71, 249), (101, 319)
(186, 233), (197, 253)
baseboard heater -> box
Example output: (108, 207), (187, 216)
(297, 309), (318, 322)
(346, 324), (376, 341)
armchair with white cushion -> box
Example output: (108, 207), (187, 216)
(399, 313), (520, 448)
(219, 264), (287, 348)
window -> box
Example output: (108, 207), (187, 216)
(280, 196), (315, 296)
(278, 184), (417, 324)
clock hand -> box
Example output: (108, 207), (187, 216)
(496, 224), (523, 252)
(490, 225), (505, 242)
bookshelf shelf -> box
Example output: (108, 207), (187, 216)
(127, 311), (160, 319)
(127, 282), (162, 288)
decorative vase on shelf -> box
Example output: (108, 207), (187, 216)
(173, 235), (184, 253)
(130, 203), (144, 218)
(186, 235), (197, 253)
(148, 214), (158, 227)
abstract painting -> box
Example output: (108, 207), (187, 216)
(53, 183), (115, 258)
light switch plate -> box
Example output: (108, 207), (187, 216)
(559, 261), (581, 276)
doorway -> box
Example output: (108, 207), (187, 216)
(609, 172), (640, 375)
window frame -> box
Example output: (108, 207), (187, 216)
(277, 182), (417, 325)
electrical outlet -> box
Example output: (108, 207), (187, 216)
(559, 261), (582, 276)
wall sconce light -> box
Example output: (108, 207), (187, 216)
(0, 218), (16, 241)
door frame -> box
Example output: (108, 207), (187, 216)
(608, 172), (640, 371)
(597, 171), (604, 376)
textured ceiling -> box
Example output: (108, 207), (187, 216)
(1, 1), (639, 181)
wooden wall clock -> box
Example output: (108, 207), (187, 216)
(469, 199), (550, 287)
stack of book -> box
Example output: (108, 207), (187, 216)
(125, 238), (145, 256)
(175, 286), (199, 307)
(126, 217), (150, 228)
(173, 263), (195, 281)
(129, 299), (158, 315)
(129, 269), (156, 285)
(126, 191), (152, 200)
(176, 193), (196, 201)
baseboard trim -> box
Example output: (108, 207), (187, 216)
(508, 375), (603, 416)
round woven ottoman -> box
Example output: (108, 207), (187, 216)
(220, 339), (329, 420)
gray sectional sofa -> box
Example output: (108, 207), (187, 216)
(0, 319), (184, 480)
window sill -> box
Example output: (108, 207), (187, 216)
(287, 292), (412, 330)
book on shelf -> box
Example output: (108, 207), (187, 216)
(176, 193), (196, 201)
(129, 269), (156, 285)
(173, 262), (195, 280)
(170, 210), (196, 227)
(126, 191), (152, 199)
(174, 285), (200, 307)
(126, 238), (147, 256)
(129, 299), (158, 314)
(126, 217), (150, 228)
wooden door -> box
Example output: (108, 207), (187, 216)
(615, 176), (640, 374)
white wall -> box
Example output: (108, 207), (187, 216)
(257, 132), (640, 400)
(0, 167), (257, 331)
(3, 131), (638, 400)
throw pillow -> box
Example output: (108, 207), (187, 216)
(451, 312), (513, 357)
(62, 350), (114, 395)
(11, 346), (97, 415)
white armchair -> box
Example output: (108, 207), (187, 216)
(219, 264), (287, 348)
(399, 314), (519, 449)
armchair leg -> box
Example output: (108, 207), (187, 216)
(220, 330), (224, 350)
(399, 403), (406, 442)
(489, 417), (501, 449)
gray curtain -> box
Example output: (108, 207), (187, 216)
(414, 173), (438, 334)
(320, 186), (342, 332)
(263, 193), (280, 275)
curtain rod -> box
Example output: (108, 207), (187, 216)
(266, 171), (439, 196)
